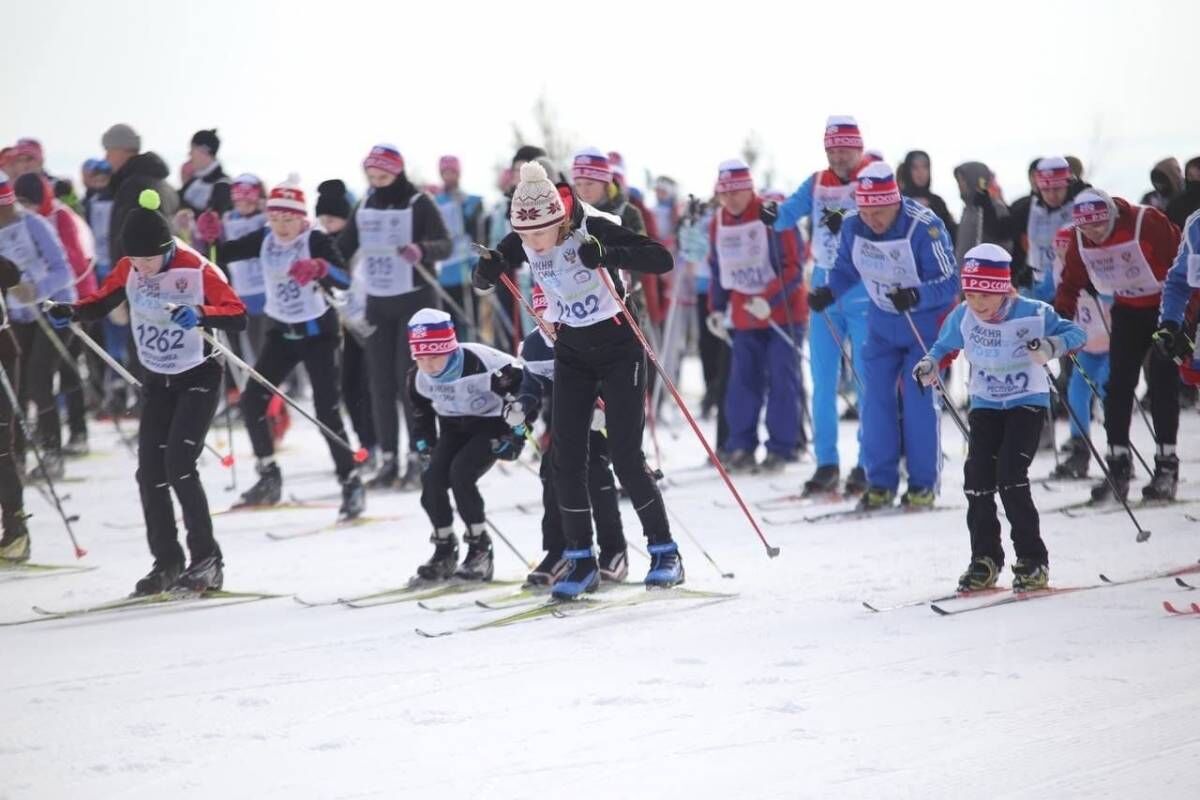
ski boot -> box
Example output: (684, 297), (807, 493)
(62, 431), (90, 458)
(133, 560), (183, 596)
(802, 464), (840, 497)
(645, 541), (685, 588)
(551, 548), (600, 600)
(0, 511), (31, 563)
(957, 556), (1000, 592)
(723, 449), (757, 474)
(1051, 437), (1089, 479)
(28, 451), (65, 482)
(843, 465), (868, 496)
(857, 487), (896, 511)
(1011, 559), (1049, 592)
(338, 472), (366, 522)
(900, 486), (936, 509)
(174, 555), (224, 593)
(455, 525), (494, 582)
(1090, 449), (1131, 503)
(416, 528), (459, 581)
(526, 551), (569, 587)
(367, 454), (399, 490)
(1142, 454), (1179, 501)
(237, 462), (282, 507)
(397, 452), (425, 491)
(597, 546), (629, 583)
(758, 452), (788, 474)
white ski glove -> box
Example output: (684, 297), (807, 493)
(706, 311), (730, 343)
(502, 399), (527, 427)
(590, 404), (606, 432)
(744, 295), (772, 321)
(1027, 336), (1062, 366)
(912, 355), (938, 387)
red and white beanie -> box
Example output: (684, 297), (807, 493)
(961, 244), (1013, 295)
(855, 161), (901, 207)
(824, 115), (863, 151)
(267, 175), (306, 216)
(231, 173), (264, 203)
(408, 307), (458, 356)
(1072, 189), (1115, 226)
(716, 159), (754, 193)
(863, 149), (885, 165)
(0, 170), (14, 206)
(1035, 156), (1072, 191)
(439, 155), (461, 174)
(531, 283), (548, 313)
(510, 161), (566, 232)
(363, 143), (405, 176)
(572, 147), (613, 184)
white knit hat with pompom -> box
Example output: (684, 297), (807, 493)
(509, 161), (565, 232)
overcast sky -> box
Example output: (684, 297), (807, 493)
(5, 0), (1197, 214)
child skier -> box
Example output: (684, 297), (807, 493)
(47, 189), (247, 594)
(406, 308), (527, 582)
(914, 244), (1085, 592)
(473, 161), (681, 598)
(205, 179), (365, 521)
(198, 174), (268, 359)
(512, 284), (628, 586)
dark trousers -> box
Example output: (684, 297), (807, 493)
(420, 418), (505, 528)
(1106, 304), (1178, 447)
(0, 344), (23, 519)
(137, 360), (223, 566)
(13, 322), (65, 454)
(540, 429), (625, 553)
(240, 330), (354, 480)
(964, 406), (1047, 566)
(341, 332), (376, 451)
(56, 331), (90, 437)
(366, 287), (433, 456)
(553, 322), (670, 549)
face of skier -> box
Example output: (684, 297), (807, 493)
(130, 254), (165, 276)
(365, 167), (397, 189)
(518, 225), (561, 255)
(440, 167), (460, 192)
(189, 145), (214, 171)
(1040, 186), (1068, 209)
(964, 290), (1006, 318)
(234, 198), (260, 217)
(414, 353), (451, 375)
(908, 157), (930, 190)
(105, 147), (135, 173)
(318, 215), (347, 234)
(574, 177), (608, 206)
(717, 189), (753, 217)
(1078, 221), (1110, 245)
(267, 210), (305, 242)
(9, 153), (40, 178)
(858, 203), (899, 235)
(826, 147), (861, 181)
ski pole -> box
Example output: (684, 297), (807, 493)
(169, 308), (368, 464)
(818, 309), (865, 395)
(0, 355), (86, 558)
(483, 517), (534, 569)
(410, 260), (496, 341)
(664, 504), (734, 579)
(1066, 352), (1154, 479)
(216, 330), (238, 492)
(31, 310), (100, 407)
(902, 310), (970, 439)
(1033, 352), (1151, 542)
(594, 266), (780, 558)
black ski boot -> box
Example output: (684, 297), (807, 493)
(173, 555), (224, 593)
(1011, 559), (1049, 592)
(843, 465), (868, 496)
(1051, 437), (1089, 479)
(957, 556), (1000, 592)
(133, 560), (183, 596)
(526, 551), (568, 587)
(723, 449), (757, 474)
(802, 464), (840, 497)
(1142, 454), (1179, 501)
(455, 525), (494, 581)
(598, 546), (629, 582)
(857, 487), (896, 511)
(551, 548), (600, 600)
(416, 528), (459, 581)
(367, 454), (399, 490)
(758, 452), (788, 474)
(645, 541), (685, 588)
(0, 511), (31, 563)
(1090, 449), (1131, 503)
(338, 472), (366, 521)
(238, 462), (282, 507)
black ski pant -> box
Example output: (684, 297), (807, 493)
(137, 359), (223, 567)
(1105, 304), (1178, 448)
(420, 417), (506, 529)
(554, 321), (670, 549)
(0, 341), (23, 521)
(240, 330), (355, 480)
(58, 333), (88, 438)
(341, 332), (376, 451)
(12, 322), (66, 455)
(964, 406), (1047, 567)
(366, 287), (432, 457)
(539, 429), (625, 554)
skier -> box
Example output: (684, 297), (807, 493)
(808, 161), (959, 510)
(0, 170), (77, 480)
(1156, 207), (1200, 423)
(0, 253), (30, 561)
(1008, 157), (1089, 303)
(765, 115), (870, 496)
(46, 189), (247, 594)
(512, 284), (628, 585)
(915, 244), (1085, 591)
(198, 174), (269, 359)
(203, 179), (366, 521)
(473, 161), (681, 598)
(406, 308), (526, 583)
(433, 155), (484, 332)
(706, 159), (807, 472)
(179, 129), (230, 216)
(1053, 189), (1182, 501)
(336, 144), (452, 491)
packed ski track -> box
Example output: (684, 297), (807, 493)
(3, 372), (1199, 799)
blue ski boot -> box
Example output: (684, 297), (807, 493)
(551, 548), (599, 600)
(645, 541), (685, 588)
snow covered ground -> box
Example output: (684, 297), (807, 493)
(3, 360), (1200, 799)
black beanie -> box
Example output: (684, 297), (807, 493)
(191, 129), (220, 155)
(122, 190), (174, 257)
(13, 173), (45, 205)
(512, 145), (547, 167)
(315, 179), (352, 220)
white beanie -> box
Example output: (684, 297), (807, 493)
(509, 161), (566, 232)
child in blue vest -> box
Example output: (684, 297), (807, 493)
(914, 244), (1085, 592)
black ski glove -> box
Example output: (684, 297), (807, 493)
(1154, 321), (1191, 360)
(1011, 263), (1033, 289)
(888, 287), (920, 313)
(578, 236), (605, 269)
(45, 302), (78, 328)
(808, 287), (835, 313)
(489, 364), (522, 398)
(759, 200), (779, 227)
(491, 426), (526, 461)
(472, 247), (507, 290)
(819, 207), (844, 236)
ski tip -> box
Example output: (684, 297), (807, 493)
(1098, 574), (1114, 584)
(1163, 600), (1184, 614)
(930, 604), (951, 616)
(862, 601), (881, 613)
(415, 627), (450, 638)
(1192, 603), (1200, 614)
